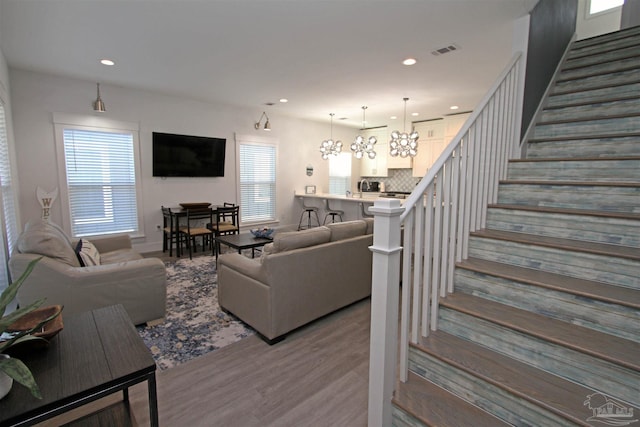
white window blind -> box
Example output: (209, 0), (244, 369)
(62, 128), (139, 237)
(239, 143), (276, 223)
(329, 152), (352, 195)
(0, 102), (18, 292)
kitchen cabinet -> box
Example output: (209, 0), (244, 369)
(412, 113), (470, 177)
(359, 127), (388, 177)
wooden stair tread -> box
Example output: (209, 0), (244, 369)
(545, 93), (640, 110)
(528, 131), (640, 143)
(393, 372), (511, 427)
(487, 203), (640, 221)
(537, 111), (640, 126)
(414, 330), (594, 426)
(458, 257), (640, 310)
(509, 156), (640, 163)
(470, 229), (640, 261)
(568, 41), (640, 61)
(571, 25), (640, 49)
(562, 53), (640, 72)
(499, 179), (639, 188)
(555, 73), (640, 88)
(440, 293), (640, 371)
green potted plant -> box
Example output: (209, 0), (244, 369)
(0, 258), (61, 399)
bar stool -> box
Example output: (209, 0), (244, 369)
(323, 198), (344, 224)
(360, 202), (374, 218)
(297, 198), (321, 230)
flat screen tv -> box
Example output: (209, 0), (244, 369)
(152, 132), (226, 177)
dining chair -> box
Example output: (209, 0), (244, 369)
(209, 205), (240, 255)
(182, 208), (215, 260)
(161, 206), (182, 257)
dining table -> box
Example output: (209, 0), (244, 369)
(165, 203), (222, 257)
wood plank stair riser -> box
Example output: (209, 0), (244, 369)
(407, 349), (588, 427)
(467, 237), (640, 289)
(540, 98), (640, 122)
(533, 117), (640, 139)
(547, 82), (640, 107)
(563, 45), (640, 69)
(437, 308), (640, 405)
(556, 64), (640, 88)
(506, 159), (640, 183)
(485, 209), (640, 247)
(496, 184), (640, 213)
(568, 37), (640, 59)
(571, 26), (640, 50)
(454, 269), (640, 343)
(526, 137), (640, 158)
(392, 407), (425, 427)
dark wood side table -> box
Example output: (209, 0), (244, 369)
(0, 304), (158, 427)
(215, 233), (272, 260)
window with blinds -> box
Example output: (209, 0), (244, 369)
(62, 128), (139, 237)
(0, 102), (19, 291)
(328, 152), (352, 195)
(239, 142), (276, 223)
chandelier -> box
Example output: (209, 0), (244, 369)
(350, 106), (377, 160)
(389, 97), (419, 158)
(320, 113), (343, 160)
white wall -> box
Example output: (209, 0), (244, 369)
(9, 69), (357, 252)
(575, 0), (622, 40)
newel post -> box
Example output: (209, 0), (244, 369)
(368, 198), (404, 427)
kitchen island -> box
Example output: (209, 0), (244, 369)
(294, 191), (407, 223)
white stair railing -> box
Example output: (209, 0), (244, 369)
(368, 52), (524, 427)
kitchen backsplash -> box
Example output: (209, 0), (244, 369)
(363, 168), (420, 192)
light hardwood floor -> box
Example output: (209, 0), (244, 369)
(39, 297), (372, 426)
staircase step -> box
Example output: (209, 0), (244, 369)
(408, 331), (598, 426)
(507, 157), (640, 183)
(563, 44), (640, 71)
(547, 82), (640, 108)
(526, 134), (640, 158)
(540, 97), (640, 123)
(497, 181), (640, 214)
(486, 204), (640, 247)
(392, 372), (511, 427)
(568, 34), (640, 60)
(571, 25), (640, 51)
(556, 65), (640, 90)
(468, 229), (640, 289)
(438, 294), (640, 403)
(455, 258), (640, 342)
(533, 115), (640, 139)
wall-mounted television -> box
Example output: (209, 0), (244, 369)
(152, 132), (226, 177)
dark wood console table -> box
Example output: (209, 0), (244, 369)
(0, 304), (158, 427)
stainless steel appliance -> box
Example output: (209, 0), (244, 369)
(357, 180), (380, 192)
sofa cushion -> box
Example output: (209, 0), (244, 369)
(75, 239), (101, 266)
(327, 220), (367, 242)
(272, 226), (331, 253)
(17, 220), (80, 267)
(100, 248), (143, 264)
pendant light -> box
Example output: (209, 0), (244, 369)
(350, 106), (377, 160)
(320, 113), (343, 160)
(93, 83), (106, 112)
(389, 97), (419, 158)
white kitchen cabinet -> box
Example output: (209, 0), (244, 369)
(359, 127), (388, 177)
(412, 113), (470, 177)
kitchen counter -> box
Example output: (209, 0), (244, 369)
(295, 192), (394, 203)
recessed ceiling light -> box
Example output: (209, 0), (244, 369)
(390, 116), (397, 120)
(100, 59), (115, 66)
(411, 112), (419, 116)
(279, 98), (288, 103)
(450, 105), (459, 110)
(402, 58), (417, 66)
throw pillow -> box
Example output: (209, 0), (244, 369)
(75, 239), (101, 267)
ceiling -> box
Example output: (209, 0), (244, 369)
(0, 0), (539, 129)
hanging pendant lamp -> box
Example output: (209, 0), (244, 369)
(350, 106), (377, 160)
(389, 98), (419, 158)
(320, 113), (343, 160)
(93, 83), (106, 112)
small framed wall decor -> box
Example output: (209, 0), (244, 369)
(305, 185), (316, 195)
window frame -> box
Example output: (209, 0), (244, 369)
(328, 152), (352, 196)
(586, 0), (624, 17)
(235, 133), (278, 226)
(53, 113), (145, 238)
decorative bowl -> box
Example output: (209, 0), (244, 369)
(251, 228), (274, 239)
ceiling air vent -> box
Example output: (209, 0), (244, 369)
(431, 44), (460, 56)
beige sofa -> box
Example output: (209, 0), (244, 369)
(8, 220), (167, 325)
(217, 219), (373, 343)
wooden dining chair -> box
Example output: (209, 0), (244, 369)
(208, 205), (240, 255)
(161, 206), (182, 257)
(182, 208), (215, 259)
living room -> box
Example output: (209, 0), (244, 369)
(0, 0), (634, 425)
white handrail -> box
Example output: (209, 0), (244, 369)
(368, 52), (525, 427)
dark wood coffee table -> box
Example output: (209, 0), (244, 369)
(0, 304), (158, 427)
(215, 233), (272, 259)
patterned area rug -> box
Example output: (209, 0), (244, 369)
(137, 256), (254, 370)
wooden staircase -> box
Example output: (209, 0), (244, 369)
(392, 26), (640, 426)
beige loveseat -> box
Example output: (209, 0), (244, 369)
(218, 219), (373, 343)
(8, 220), (167, 325)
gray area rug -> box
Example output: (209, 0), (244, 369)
(137, 255), (254, 370)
